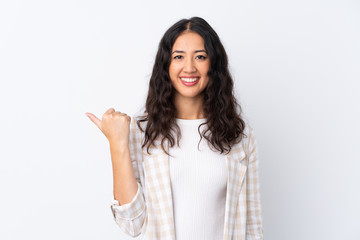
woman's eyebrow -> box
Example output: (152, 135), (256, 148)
(171, 50), (207, 54)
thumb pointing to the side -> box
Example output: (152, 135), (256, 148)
(85, 112), (102, 131)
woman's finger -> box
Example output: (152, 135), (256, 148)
(85, 112), (102, 131)
(105, 108), (115, 115)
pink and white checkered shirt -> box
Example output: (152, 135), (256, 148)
(110, 113), (264, 240)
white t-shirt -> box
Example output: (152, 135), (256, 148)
(168, 118), (227, 240)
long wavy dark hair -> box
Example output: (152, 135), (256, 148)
(137, 16), (247, 156)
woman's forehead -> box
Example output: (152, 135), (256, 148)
(172, 31), (205, 51)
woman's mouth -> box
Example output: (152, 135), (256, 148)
(180, 77), (200, 86)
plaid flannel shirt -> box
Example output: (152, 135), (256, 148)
(110, 113), (264, 239)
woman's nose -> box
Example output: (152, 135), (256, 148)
(183, 58), (196, 73)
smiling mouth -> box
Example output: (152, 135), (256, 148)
(180, 77), (200, 83)
(179, 77), (200, 86)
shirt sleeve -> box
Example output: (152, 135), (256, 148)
(109, 115), (147, 237)
(246, 125), (264, 239)
(110, 182), (146, 237)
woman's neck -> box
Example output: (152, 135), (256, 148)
(173, 94), (205, 120)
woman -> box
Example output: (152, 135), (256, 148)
(86, 16), (263, 240)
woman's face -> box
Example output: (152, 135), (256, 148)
(169, 31), (210, 101)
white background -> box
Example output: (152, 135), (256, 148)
(0, 0), (359, 239)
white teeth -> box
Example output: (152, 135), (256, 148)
(180, 77), (199, 82)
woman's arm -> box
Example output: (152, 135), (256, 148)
(110, 142), (138, 205)
(110, 116), (147, 237)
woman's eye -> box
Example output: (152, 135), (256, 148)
(174, 55), (183, 59)
(196, 55), (207, 60)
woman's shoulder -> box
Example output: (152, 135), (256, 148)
(240, 116), (257, 147)
(243, 117), (254, 135)
(130, 111), (148, 132)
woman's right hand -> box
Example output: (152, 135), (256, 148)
(85, 108), (131, 146)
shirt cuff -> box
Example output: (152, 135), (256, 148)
(110, 182), (146, 220)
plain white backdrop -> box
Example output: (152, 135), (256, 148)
(0, 0), (359, 239)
